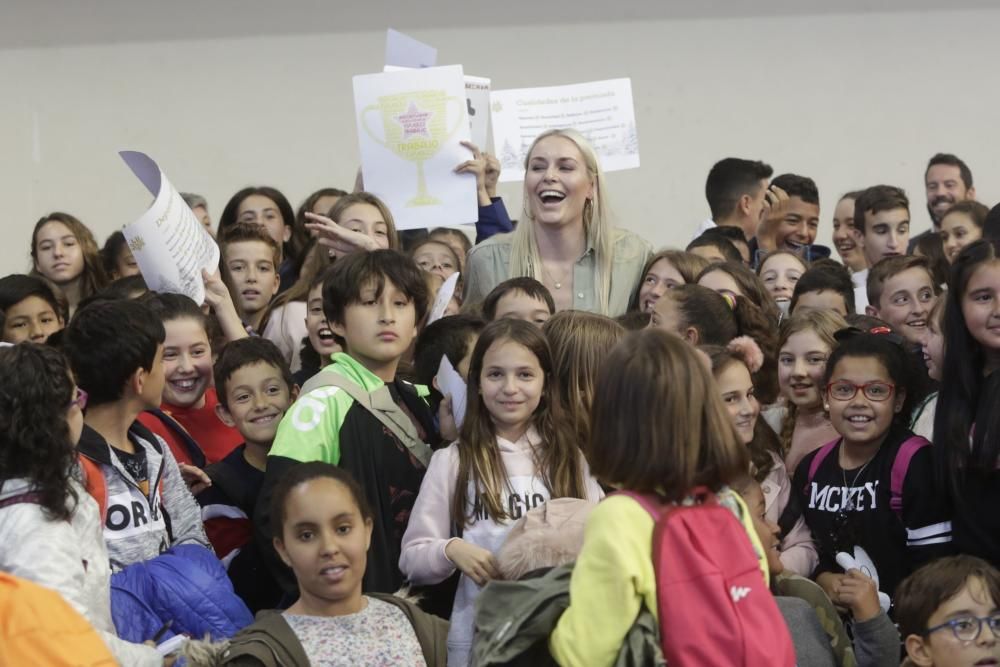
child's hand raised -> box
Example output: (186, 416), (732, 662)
(445, 538), (500, 586)
(304, 212), (378, 258)
(201, 269), (231, 312)
(838, 568), (883, 622)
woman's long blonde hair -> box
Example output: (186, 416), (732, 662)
(510, 129), (614, 314)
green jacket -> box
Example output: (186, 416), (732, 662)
(471, 564), (664, 667)
(217, 593), (449, 667)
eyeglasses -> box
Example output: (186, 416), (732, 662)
(69, 387), (88, 411)
(825, 381), (895, 402)
(925, 614), (1000, 643)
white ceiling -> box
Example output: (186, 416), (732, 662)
(4, 0), (998, 49)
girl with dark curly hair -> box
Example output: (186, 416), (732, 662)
(0, 344), (161, 665)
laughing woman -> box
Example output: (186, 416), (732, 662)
(463, 130), (651, 317)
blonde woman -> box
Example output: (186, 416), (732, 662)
(463, 129), (651, 316)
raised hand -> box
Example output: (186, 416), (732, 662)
(455, 141), (494, 206)
(304, 211), (379, 259)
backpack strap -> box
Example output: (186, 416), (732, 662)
(0, 492), (45, 510)
(145, 408), (207, 469)
(805, 439), (840, 487)
(302, 369), (433, 467)
(890, 436), (930, 516)
(78, 454), (108, 523)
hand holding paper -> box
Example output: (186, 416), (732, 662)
(436, 355), (468, 434)
(454, 141), (494, 206)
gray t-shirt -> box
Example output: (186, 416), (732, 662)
(285, 597), (426, 667)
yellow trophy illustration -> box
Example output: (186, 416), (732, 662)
(363, 89), (464, 207)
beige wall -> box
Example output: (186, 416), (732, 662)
(2, 8), (997, 276)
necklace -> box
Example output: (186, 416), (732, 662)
(541, 263), (571, 290)
(840, 452), (874, 512)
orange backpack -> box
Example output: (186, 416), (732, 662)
(0, 572), (117, 666)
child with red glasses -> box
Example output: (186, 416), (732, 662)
(791, 329), (952, 611)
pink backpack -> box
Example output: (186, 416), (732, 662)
(620, 488), (796, 667)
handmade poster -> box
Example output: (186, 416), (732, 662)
(490, 77), (640, 182)
(436, 355), (468, 431)
(119, 151), (219, 305)
(427, 271), (460, 324)
(385, 28), (437, 69)
(384, 66), (492, 153)
(354, 65), (478, 230)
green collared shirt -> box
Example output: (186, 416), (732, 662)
(463, 229), (652, 316)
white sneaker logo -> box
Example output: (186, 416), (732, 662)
(730, 586), (751, 603)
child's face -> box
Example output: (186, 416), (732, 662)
(225, 240), (280, 321)
(741, 482), (783, 576)
(493, 290), (551, 326)
(217, 362), (294, 448)
(2, 296), (64, 344)
(305, 283), (341, 363)
(716, 361), (758, 445)
(161, 317), (213, 409)
(874, 267), (938, 345)
(413, 241), (458, 280)
(335, 203), (390, 259)
(275, 477), (373, 614)
(114, 245), (140, 279)
(33, 221), (84, 286)
(906, 577), (1000, 667)
(775, 196), (820, 251)
(961, 261), (1000, 355)
(921, 309), (946, 382)
(826, 355), (904, 450)
(778, 330), (831, 410)
(638, 258), (685, 313)
(832, 198), (865, 269)
(794, 289), (849, 317)
(862, 208), (910, 266)
(698, 269), (743, 302)
(479, 338), (544, 439)
(941, 212), (983, 264)
(236, 194), (290, 248)
(760, 254), (804, 306)
(331, 279), (417, 377)
(432, 232), (468, 272)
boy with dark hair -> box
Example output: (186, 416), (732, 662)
(790, 262), (856, 316)
(896, 555), (1000, 667)
(481, 277), (555, 324)
(852, 185), (911, 312)
(925, 153), (976, 227)
(0, 274), (66, 344)
(413, 313), (485, 440)
(767, 174), (830, 261)
(701, 157), (774, 241)
(62, 299), (208, 570)
(686, 232), (742, 265)
(198, 336), (297, 612)
(865, 255), (939, 345)
(256, 249), (440, 595)
(219, 221), (282, 333)
(702, 225), (751, 264)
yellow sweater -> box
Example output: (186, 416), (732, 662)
(549, 491), (767, 667)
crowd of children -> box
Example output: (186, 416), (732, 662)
(1, 132), (999, 667)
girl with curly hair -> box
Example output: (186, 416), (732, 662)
(0, 344), (161, 665)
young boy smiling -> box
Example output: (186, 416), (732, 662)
(853, 185), (912, 312)
(255, 249), (439, 595)
(866, 255), (940, 345)
(198, 337), (297, 612)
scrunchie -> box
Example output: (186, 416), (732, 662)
(727, 336), (764, 373)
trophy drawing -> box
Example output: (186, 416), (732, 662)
(363, 89), (464, 207)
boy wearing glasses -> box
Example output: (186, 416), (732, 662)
(897, 555), (1000, 666)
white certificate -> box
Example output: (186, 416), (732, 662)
(354, 65), (478, 231)
(490, 77), (640, 182)
(119, 151), (219, 305)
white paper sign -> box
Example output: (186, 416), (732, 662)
(354, 65), (478, 230)
(119, 151), (220, 305)
(427, 271), (460, 324)
(385, 28), (437, 69)
(384, 66), (492, 154)
(490, 77), (640, 182)
(436, 355), (468, 431)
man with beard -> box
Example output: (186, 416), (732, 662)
(909, 153), (976, 252)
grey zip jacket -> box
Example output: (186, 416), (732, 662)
(77, 421), (209, 571)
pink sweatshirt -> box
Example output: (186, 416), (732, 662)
(763, 451), (819, 577)
(399, 426), (603, 666)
